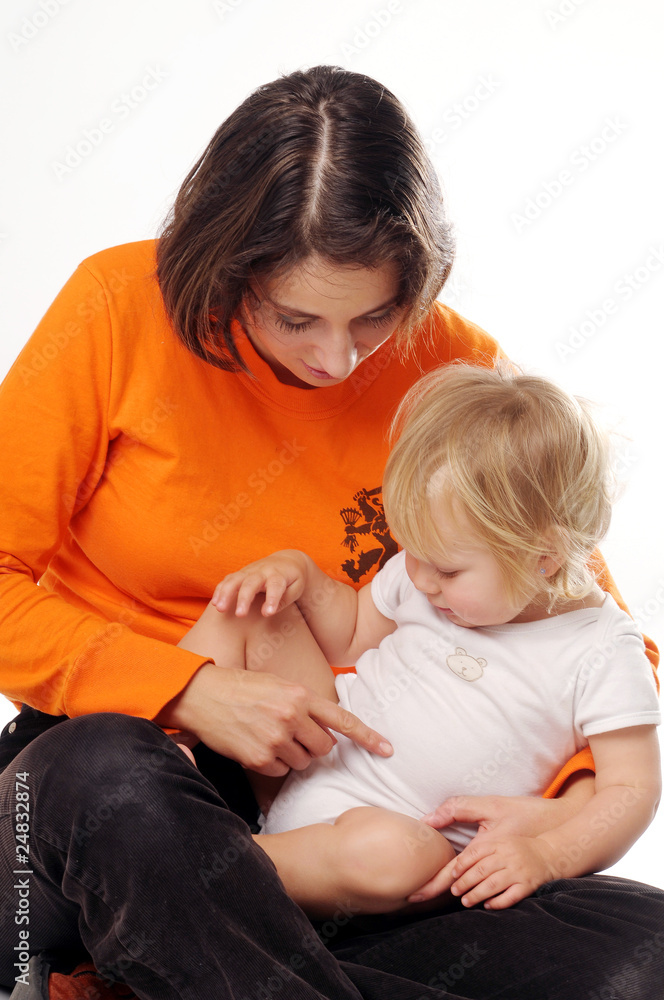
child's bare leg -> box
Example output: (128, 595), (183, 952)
(184, 598), (338, 811)
(253, 806), (456, 917)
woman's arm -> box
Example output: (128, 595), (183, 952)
(0, 260), (212, 720)
(156, 596), (394, 775)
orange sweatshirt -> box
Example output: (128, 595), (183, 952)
(0, 241), (657, 791)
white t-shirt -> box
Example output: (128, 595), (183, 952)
(262, 552), (660, 851)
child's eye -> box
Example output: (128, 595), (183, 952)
(435, 569), (458, 579)
(275, 316), (313, 334)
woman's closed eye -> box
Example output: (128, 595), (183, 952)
(274, 304), (400, 336)
(363, 304), (400, 328)
(275, 316), (313, 334)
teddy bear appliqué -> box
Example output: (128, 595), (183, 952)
(446, 647), (487, 681)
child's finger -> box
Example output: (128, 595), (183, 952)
(450, 855), (505, 904)
(212, 579), (238, 610)
(261, 576), (290, 615)
(454, 868), (516, 909)
(482, 882), (530, 910)
(234, 574), (271, 615)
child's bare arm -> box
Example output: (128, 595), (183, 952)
(213, 549), (396, 666)
(537, 724), (661, 875)
(408, 725), (661, 910)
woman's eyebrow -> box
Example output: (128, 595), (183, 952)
(267, 296), (399, 319)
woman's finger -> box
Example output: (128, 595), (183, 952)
(309, 695), (393, 757)
(291, 716), (339, 762)
(408, 855), (457, 903)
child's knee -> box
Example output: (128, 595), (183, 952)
(334, 807), (454, 909)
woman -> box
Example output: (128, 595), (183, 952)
(0, 65), (661, 1000)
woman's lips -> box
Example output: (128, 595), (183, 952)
(303, 362), (335, 380)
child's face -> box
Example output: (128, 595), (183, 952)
(404, 501), (539, 629)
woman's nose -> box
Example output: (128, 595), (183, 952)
(314, 331), (358, 378)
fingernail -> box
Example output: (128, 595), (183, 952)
(408, 894), (424, 903)
(450, 885), (460, 895)
(379, 741), (393, 755)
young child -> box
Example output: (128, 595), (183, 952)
(209, 364), (661, 917)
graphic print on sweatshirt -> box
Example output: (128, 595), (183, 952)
(339, 487), (398, 583)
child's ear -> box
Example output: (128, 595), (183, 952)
(537, 553), (562, 578)
(537, 527), (566, 578)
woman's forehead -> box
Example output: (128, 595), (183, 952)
(264, 257), (400, 308)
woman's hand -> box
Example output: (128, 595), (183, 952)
(158, 661), (392, 777)
(212, 550), (310, 617)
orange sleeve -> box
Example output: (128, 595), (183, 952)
(542, 548), (659, 799)
(0, 263), (209, 720)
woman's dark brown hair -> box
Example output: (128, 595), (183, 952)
(157, 65), (455, 371)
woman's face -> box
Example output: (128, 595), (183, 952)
(242, 257), (405, 388)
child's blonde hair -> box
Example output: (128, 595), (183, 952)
(383, 363), (614, 607)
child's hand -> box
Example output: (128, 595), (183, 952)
(446, 833), (558, 909)
(420, 789), (593, 840)
(408, 833), (558, 910)
(213, 550), (310, 617)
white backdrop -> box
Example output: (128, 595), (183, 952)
(1, 0), (663, 888)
